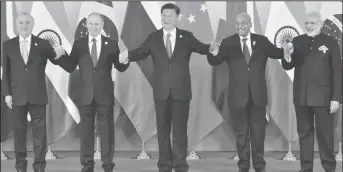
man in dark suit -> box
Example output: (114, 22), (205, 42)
(2, 13), (66, 172)
(207, 13), (289, 172)
(57, 13), (129, 172)
(282, 12), (342, 172)
(119, 3), (216, 172)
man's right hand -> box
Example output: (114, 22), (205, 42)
(5, 95), (13, 109)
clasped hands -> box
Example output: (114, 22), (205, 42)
(53, 45), (66, 59)
(283, 42), (294, 62)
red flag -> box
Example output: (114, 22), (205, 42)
(119, 1), (157, 141)
(175, 1), (223, 148)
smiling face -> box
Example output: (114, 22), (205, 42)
(161, 8), (178, 31)
(87, 13), (104, 37)
(304, 13), (323, 37)
(235, 13), (252, 37)
(16, 13), (34, 39)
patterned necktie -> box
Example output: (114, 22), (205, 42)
(21, 40), (29, 64)
(91, 38), (97, 67)
(242, 38), (250, 63)
(166, 33), (172, 58)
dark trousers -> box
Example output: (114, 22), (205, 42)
(155, 94), (190, 172)
(295, 105), (336, 172)
(11, 103), (47, 171)
(231, 92), (267, 171)
(79, 99), (115, 172)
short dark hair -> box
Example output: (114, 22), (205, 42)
(161, 3), (180, 15)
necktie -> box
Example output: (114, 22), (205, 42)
(166, 33), (172, 58)
(21, 40), (29, 64)
(242, 38), (250, 63)
(91, 38), (97, 67)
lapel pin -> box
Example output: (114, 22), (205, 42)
(253, 41), (256, 46)
(179, 35), (182, 38)
(34, 43), (38, 46)
(105, 42), (108, 45)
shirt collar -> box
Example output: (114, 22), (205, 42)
(239, 32), (251, 42)
(89, 34), (102, 44)
(163, 27), (176, 39)
(19, 34), (32, 44)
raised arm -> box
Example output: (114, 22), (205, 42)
(190, 33), (211, 55)
(263, 36), (284, 59)
(128, 34), (152, 62)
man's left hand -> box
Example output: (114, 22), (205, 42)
(330, 101), (340, 114)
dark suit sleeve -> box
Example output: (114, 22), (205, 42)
(56, 42), (79, 73)
(190, 33), (211, 55)
(128, 34), (151, 62)
(2, 42), (11, 96)
(262, 36), (284, 59)
(112, 41), (129, 72)
(207, 39), (227, 66)
(330, 39), (342, 102)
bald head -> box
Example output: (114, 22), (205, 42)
(235, 13), (252, 37)
(16, 12), (34, 38)
(87, 13), (104, 37)
(305, 12), (323, 37)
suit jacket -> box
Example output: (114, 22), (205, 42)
(207, 33), (284, 108)
(128, 28), (210, 100)
(2, 35), (60, 106)
(282, 33), (342, 106)
(58, 35), (129, 106)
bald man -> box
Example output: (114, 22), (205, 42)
(207, 13), (289, 172)
(2, 13), (65, 172)
(57, 13), (129, 172)
(282, 12), (341, 172)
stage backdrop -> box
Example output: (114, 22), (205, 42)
(1, 1), (342, 152)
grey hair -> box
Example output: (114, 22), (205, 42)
(87, 12), (104, 23)
(236, 13), (252, 23)
(16, 12), (34, 21)
(307, 12), (323, 22)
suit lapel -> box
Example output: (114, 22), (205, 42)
(249, 33), (257, 63)
(12, 36), (26, 66)
(158, 29), (171, 60)
(234, 34), (244, 58)
(27, 35), (39, 66)
(171, 28), (181, 59)
(95, 36), (108, 69)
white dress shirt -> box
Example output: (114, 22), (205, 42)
(88, 34), (102, 59)
(19, 34), (31, 56)
(239, 32), (252, 55)
(163, 28), (176, 53)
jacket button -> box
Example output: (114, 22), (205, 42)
(169, 64), (171, 67)
(25, 69), (28, 71)
(248, 68), (250, 70)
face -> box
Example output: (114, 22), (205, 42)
(235, 15), (252, 37)
(161, 9), (178, 31)
(87, 15), (104, 37)
(304, 15), (323, 37)
(16, 14), (34, 38)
